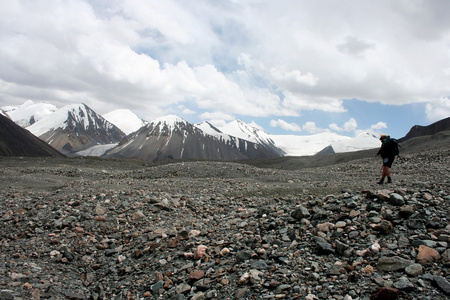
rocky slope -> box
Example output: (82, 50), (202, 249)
(0, 114), (64, 157)
(399, 116), (450, 142)
(0, 145), (449, 299)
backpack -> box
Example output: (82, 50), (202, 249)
(387, 138), (400, 156)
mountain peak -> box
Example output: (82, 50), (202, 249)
(195, 121), (222, 135)
(103, 109), (148, 135)
(27, 103), (125, 155)
(152, 115), (186, 125)
(218, 119), (273, 146)
(355, 131), (377, 138)
(19, 99), (36, 108)
(27, 103), (93, 136)
(147, 115), (189, 134)
(3, 100), (57, 127)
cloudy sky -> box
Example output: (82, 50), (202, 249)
(1, 0), (450, 138)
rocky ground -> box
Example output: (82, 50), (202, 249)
(1, 146), (449, 299)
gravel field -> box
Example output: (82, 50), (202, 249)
(1, 144), (449, 299)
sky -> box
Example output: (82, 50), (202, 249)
(1, 0), (450, 139)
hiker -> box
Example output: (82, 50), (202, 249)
(375, 134), (399, 184)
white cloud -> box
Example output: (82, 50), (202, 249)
(302, 121), (328, 134)
(329, 118), (358, 132)
(370, 122), (388, 131)
(121, 0), (196, 45)
(0, 0), (449, 132)
(270, 68), (319, 87)
(329, 118), (388, 137)
(425, 97), (450, 122)
(200, 111), (235, 122)
(181, 108), (196, 115)
(270, 119), (302, 132)
(354, 121), (388, 137)
(329, 123), (342, 132)
(282, 92), (346, 113)
(337, 36), (376, 58)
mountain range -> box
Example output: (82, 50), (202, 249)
(2, 100), (57, 127)
(3, 100), (444, 162)
(105, 116), (285, 162)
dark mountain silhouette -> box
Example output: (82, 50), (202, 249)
(316, 145), (335, 155)
(0, 114), (64, 157)
(399, 116), (450, 142)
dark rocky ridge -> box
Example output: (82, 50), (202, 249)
(0, 114), (64, 158)
(399, 116), (450, 142)
(0, 132), (449, 299)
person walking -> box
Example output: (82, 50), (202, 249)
(375, 134), (399, 184)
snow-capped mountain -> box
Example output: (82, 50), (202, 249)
(196, 120), (286, 157)
(2, 100), (57, 127)
(214, 120), (380, 156)
(103, 109), (148, 135)
(318, 132), (381, 154)
(27, 103), (126, 155)
(218, 120), (274, 145)
(105, 115), (283, 162)
(269, 132), (350, 156)
(270, 131), (380, 156)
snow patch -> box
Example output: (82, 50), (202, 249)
(75, 144), (118, 156)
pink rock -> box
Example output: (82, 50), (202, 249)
(316, 222), (334, 233)
(376, 190), (391, 201)
(356, 249), (368, 257)
(189, 270), (205, 280)
(131, 210), (145, 220)
(188, 230), (201, 238)
(194, 245), (207, 259)
(220, 247), (230, 256)
(417, 245), (441, 264)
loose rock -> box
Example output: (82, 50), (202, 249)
(0, 148), (449, 299)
